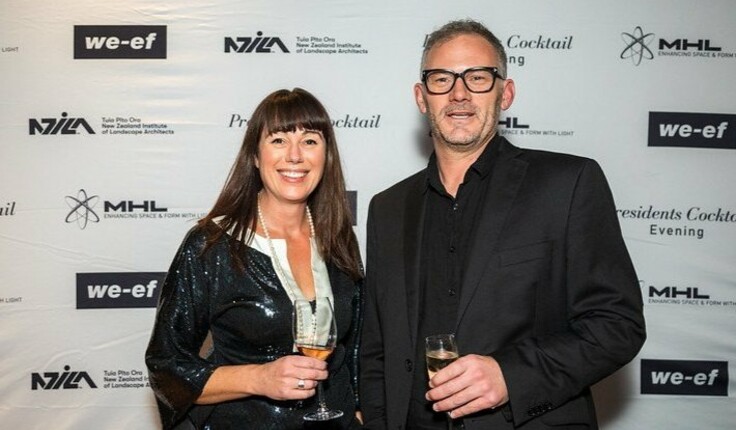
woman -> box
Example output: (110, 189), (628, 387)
(146, 88), (363, 429)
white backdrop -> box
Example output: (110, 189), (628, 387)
(1, 0), (735, 428)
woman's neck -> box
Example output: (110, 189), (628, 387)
(257, 194), (309, 239)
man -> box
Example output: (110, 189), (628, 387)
(360, 19), (646, 430)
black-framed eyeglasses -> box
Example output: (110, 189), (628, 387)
(421, 67), (505, 95)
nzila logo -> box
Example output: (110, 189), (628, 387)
(29, 112), (95, 135)
(31, 365), (97, 390)
(224, 31), (289, 53)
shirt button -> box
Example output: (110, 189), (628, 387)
(448, 288), (456, 296)
(449, 246), (456, 253)
(452, 203), (459, 211)
(405, 359), (413, 372)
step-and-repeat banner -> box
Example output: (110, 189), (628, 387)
(1, 0), (734, 428)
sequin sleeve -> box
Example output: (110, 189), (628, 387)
(145, 227), (219, 429)
(347, 275), (364, 409)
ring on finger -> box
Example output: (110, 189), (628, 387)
(297, 379), (306, 390)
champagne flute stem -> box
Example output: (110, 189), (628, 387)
(446, 412), (452, 430)
(317, 381), (327, 412)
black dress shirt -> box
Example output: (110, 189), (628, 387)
(406, 137), (500, 429)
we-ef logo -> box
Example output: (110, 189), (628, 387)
(225, 32), (290, 53)
(649, 112), (736, 149)
(77, 272), (166, 308)
(74, 25), (167, 59)
(31, 366), (97, 390)
(29, 112), (95, 135)
(641, 359), (728, 396)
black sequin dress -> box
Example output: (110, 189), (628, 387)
(146, 225), (362, 429)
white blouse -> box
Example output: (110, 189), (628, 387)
(249, 232), (334, 305)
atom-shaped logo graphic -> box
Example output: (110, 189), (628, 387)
(65, 189), (100, 230)
(621, 26), (655, 66)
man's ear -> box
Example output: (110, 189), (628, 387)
(414, 83), (428, 114)
(500, 78), (515, 111)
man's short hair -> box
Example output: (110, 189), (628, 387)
(421, 19), (508, 78)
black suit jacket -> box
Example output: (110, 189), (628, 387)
(360, 137), (646, 429)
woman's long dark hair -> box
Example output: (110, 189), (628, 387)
(198, 88), (362, 281)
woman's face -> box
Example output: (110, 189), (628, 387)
(256, 127), (326, 206)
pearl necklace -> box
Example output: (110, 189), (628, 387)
(256, 199), (315, 301)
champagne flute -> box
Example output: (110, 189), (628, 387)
(425, 334), (460, 430)
(293, 297), (343, 421)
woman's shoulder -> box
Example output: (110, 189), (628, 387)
(175, 221), (228, 255)
(177, 221), (268, 264)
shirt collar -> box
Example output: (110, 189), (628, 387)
(424, 133), (502, 194)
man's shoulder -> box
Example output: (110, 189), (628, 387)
(499, 138), (605, 185)
(509, 141), (590, 166)
(510, 143), (597, 175)
(372, 169), (427, 202)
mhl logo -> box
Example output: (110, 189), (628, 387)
(649, 112), (736, 150)
(649, 286), (709, 299)
(225, 32), (290, 53)
(622, 27), (727, 66)
(77, 272), (166, 308)
(104, 201), (168, 213)
(74, 25), (167, 59)
(641, 359), (728, 396)
(498, 117), (530, 129)
(29, 112), (95, 135)
(31, 365), (97, 390)
(659, 39), (721, 52)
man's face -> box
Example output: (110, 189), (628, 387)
(414, 34), (515, 154)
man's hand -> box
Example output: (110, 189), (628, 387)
(425, 354), (509, 419)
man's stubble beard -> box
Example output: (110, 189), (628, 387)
(427, 99), (502, 154)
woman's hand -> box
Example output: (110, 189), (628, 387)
(195, 355), (328, 404)
(254, 355), (328, 401)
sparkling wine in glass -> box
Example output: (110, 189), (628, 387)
(293, 297), (343, 421)
(425, 334), (460, 430)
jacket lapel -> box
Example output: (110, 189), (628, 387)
(327, 264), (353, 338)
(456, 139), (527, 329)
(403, 175), (427, 349)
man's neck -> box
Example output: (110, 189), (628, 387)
(434, 138), (492, 197)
